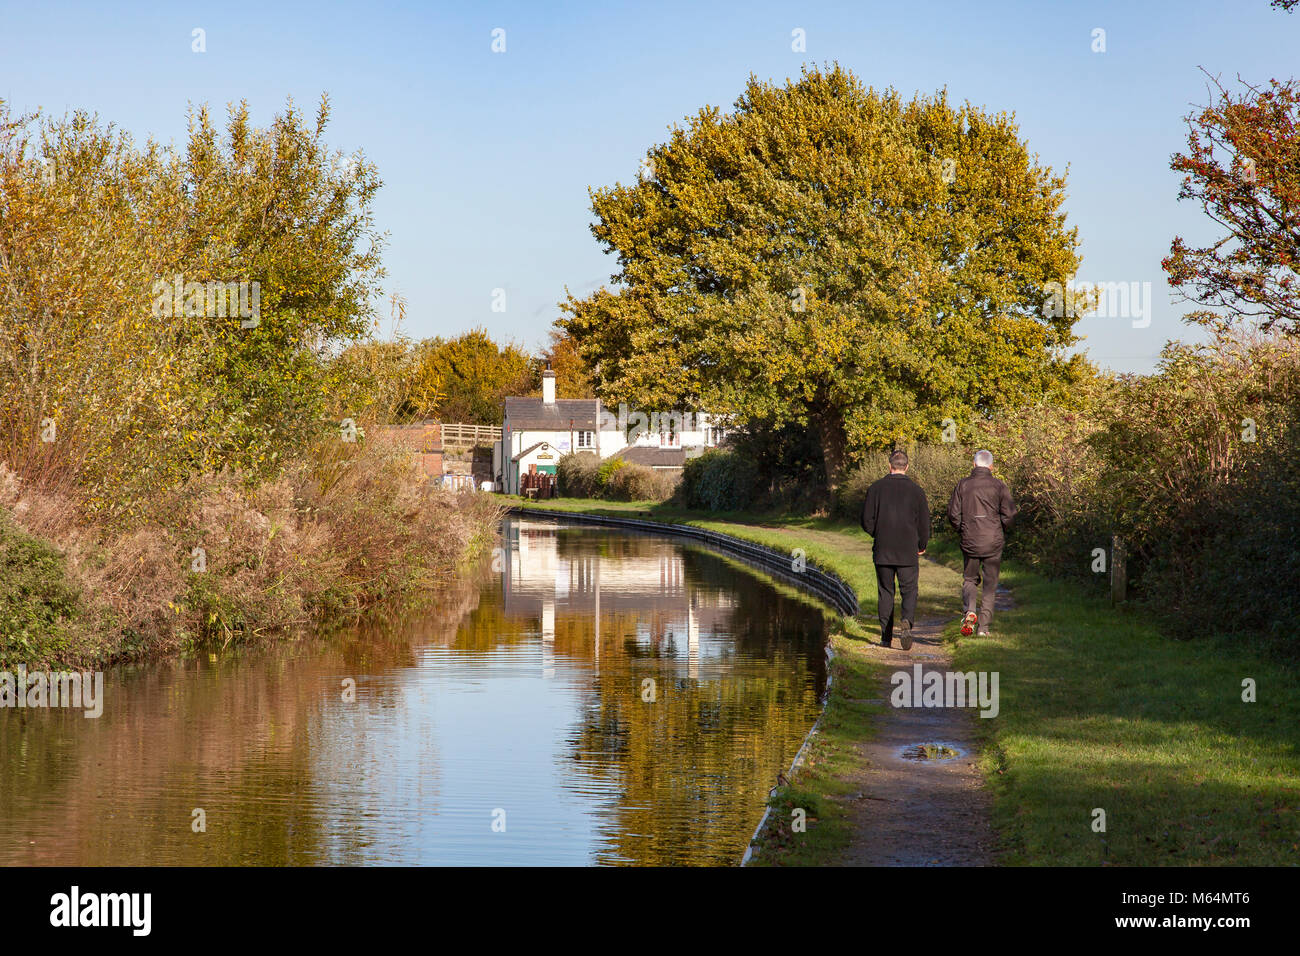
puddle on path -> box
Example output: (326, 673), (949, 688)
(899, 741), (965, 761)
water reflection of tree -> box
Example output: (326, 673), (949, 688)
(1, 533), (833, 866)
(0, 559), (492, 866)
(562, 549), (829, 866)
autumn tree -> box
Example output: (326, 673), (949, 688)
(543, 328), (597, 398)
(424, 329), (535, 424)
(0, 96), (386, 519)
(1164, 73), (1300, 333)
(559, 65), (1086, 494)
(330, 339), (445, 425)
(177, 98), (386, 473)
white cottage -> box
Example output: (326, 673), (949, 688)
(495, 369), (725, 494)
(496, 378), (600, 494)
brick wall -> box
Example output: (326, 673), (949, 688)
(385, 420), (444, 477)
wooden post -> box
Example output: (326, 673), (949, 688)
(1111, 534), (1126, 605)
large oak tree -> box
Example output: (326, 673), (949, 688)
(559, 64), (1086, 493)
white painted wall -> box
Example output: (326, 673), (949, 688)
(501, 409), (725, 493)
(593, 410), (722, 457)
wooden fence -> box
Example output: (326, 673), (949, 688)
(441, 423), (502, 447)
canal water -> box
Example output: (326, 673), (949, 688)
(0, 517), (830, 866)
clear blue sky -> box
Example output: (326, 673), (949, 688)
(2, 0), (1296, 373)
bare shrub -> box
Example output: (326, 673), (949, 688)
(606, 463), (677, 502)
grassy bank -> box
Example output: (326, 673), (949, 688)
(950, 566), (1300, 865)
(513, 496), (1300, 865)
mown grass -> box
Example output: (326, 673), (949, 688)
(950, 566), (1300, 865)
(513, 496), (1300, 866)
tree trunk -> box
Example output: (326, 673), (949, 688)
(812, 404), (848, 498)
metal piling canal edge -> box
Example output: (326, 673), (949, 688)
(507, 507), (859, 617)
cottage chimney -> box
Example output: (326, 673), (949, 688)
(542, 367), (556, 405)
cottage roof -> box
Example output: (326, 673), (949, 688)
(611, 445), (692, 468)
(511, 440), (558, 462)
(504, 397), (601, 430)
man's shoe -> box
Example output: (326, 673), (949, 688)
(977, 628), (991, 637)
(880, 637), (892, 648)
(960, 612), (977, 637)
(898, 619), (913, 651)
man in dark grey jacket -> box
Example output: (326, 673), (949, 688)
(861, 450), (930, 650)
(947, 450), (1017, 636)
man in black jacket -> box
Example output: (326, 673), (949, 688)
(947, 450), (1017, 637)
(860, 450), (930, 650)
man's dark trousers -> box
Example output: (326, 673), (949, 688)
(962, 552), (1002, 630)
(876, 563), (919, 644)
